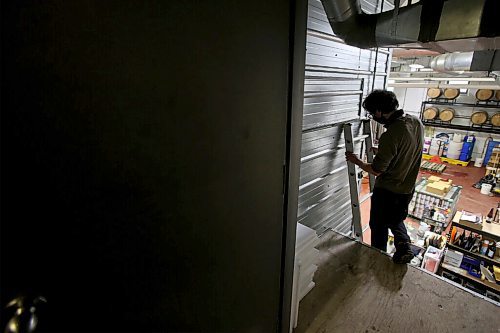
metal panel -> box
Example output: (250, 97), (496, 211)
(298, 0), (391, 235)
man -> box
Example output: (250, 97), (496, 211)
(346, 90), (424, 264)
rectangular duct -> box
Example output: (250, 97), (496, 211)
(435, 0), (486, 40)
(320, 0), (499, 51)
(376, 5), (422, 45)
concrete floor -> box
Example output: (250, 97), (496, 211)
(295, 231), (500, 333)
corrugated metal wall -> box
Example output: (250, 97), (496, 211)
(297, 0), (392, 235)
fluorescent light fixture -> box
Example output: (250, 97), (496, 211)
(409, 64), (424, 69)
(448, 80), (469, 85)
(388, 77), (495, 82)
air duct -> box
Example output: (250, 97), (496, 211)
(430, 50), (500, 72)
(320, 0), (500, 50)
(430, 52), (474, 72)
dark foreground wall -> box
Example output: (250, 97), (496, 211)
(1, 1), (306, 331)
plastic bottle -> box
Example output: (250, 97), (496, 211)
(459, 134), (476, 162)
(486, 208), (494, 223)
(423, 204), (430, 218)
(487, 241), (496, 259)
(429, 206), (436, 219)
(480, 240), (490, 255)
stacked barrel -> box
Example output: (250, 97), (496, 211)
(424, 88), (500, 127)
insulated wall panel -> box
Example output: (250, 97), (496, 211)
(298, 0), (391, 235)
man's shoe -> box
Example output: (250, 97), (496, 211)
(392, 250), (414, 264)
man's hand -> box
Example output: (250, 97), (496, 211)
(345, 152), (361, 166)
(345, 152), (382, 176)
(370, 146), (379, 155)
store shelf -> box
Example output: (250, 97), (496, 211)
(451, 212), (500, 241)
(421, 216), (448, 229)
(409, 177), (461, 223)
(446, 243), (500, 266)
(414, 178), (462, 202)
(450, 221), (500, 242)
(441, 262), (500, 293)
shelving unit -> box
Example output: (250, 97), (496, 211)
(420, 100), (500, 135)
(447, 243), (499, 267)
(449, 215), (500, 241)
(441, 263), (500, 293)
(408, 177), (462, 232)
(485, 147), (500, 178)
(440, 211), (500, 295)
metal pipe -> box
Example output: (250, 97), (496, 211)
(321, 0), (360, 23)
(430, 52), (474, 72)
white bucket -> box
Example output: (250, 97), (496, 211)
(481, 183), (492, 195)
(453, 133), (462, 143)
(474, 157), (484, 167)
(447, 141), (463, 160)
(429, 145), (440, 156)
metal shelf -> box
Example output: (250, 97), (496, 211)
(421, 216), (448, 229)
(450, 220), (500, 242)
(441, 263), (500, 293)
(409, 178), (461, 223)
(447, 243), (500, 267)
(414, 178), (462, 202)
(423, 100), (500, 109)
(421, 99), (500, 134)
(421, 120), (500, 134)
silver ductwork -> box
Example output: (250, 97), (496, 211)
(430, 52), (474, 72)
(320, 0), (499, 50)
(321, 0), (360, 23)
(430, 50), (500, 72)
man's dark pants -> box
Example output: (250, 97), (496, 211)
(370, 186), (413, 253)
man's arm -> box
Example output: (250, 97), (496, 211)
(345, 152), (382, 176)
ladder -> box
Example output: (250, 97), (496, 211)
(344, 119), (376, 241)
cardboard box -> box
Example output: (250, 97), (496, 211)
(426, 182), (447, 196)
(428, 176), (442, 183)
(426, 179), (452, 195)
(443, 249), (463, 267)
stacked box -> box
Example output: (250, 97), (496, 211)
(443, 249), (464, 267)
(426, 178), (453, 196)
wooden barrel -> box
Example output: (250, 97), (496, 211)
(476, 89), (494, 101)
(423, 107), (439, 120)
(443, 88), (460, 99)
(439, 108), (455, 121)
(427, 88), (442, 99)
(471, 111), (488, 125)
(491, 113), (500, 127)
